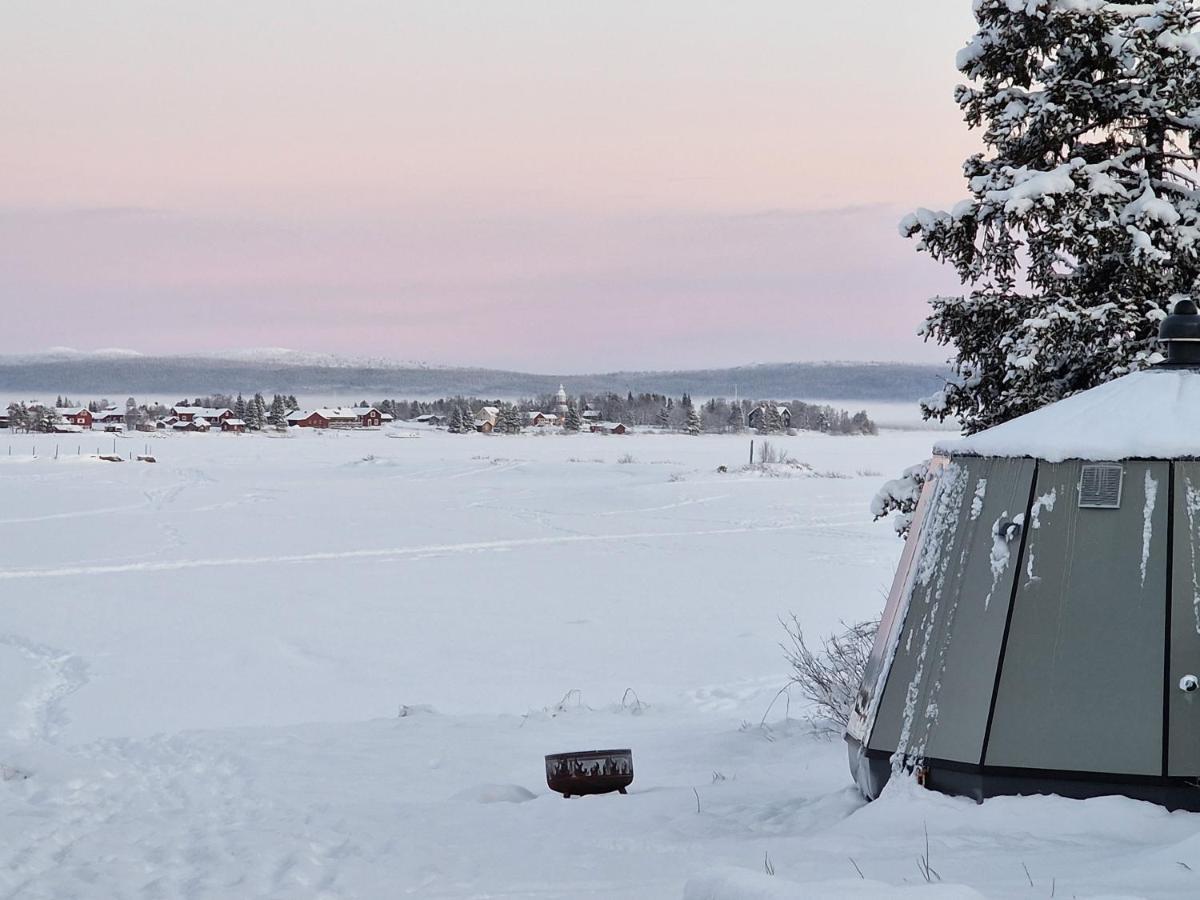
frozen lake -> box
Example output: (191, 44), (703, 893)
(1, 425), (1196, 898)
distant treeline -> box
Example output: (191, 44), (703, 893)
(366, 392), (877, 435)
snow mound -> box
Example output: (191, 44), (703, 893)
(683, 868), (985, 899)
(397, 704), (437, 718)
(451, 783), (537, 804)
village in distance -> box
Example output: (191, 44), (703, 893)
(1, 383), (878, 440)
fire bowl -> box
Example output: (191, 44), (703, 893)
(545, 749), (633, 798)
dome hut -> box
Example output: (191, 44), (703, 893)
(847, 299), (1200, 810)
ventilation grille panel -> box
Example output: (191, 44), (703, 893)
(1078, 463), (1123, 509)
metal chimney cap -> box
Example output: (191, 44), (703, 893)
(1159, 298), (1200, 342)
(1158, 298), (1200, 367)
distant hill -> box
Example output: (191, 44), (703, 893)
(0, 354), (948, 403)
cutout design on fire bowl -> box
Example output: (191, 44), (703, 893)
(545, 749), (633, 798)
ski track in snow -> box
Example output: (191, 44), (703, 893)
(0, 524), (814, 581)
(0, 502), (151, 526)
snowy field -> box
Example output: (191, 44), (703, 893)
(1, 425), (1198, 899)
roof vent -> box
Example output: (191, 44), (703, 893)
(1079, 464), (1123, 509)
(1157, 297), (1200, 367)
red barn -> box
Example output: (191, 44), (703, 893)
(56, 407), (93, 428)
(357, 408), (382, 427)
(288, 411), (331, 428)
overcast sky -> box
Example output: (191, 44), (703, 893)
(1, 1), (981, 372)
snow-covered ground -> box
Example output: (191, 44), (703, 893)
(1, 426), (1197, 899)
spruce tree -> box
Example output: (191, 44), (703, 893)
(234, 393), (247, 421)
(754, 406), (769, 435)
(268, 395), (287, 429)
(766, 405), (784, 434)
(247, 395), (264, 430)
(502, 403), (522, 434)
(564, 402), (583, 432)
(685, 404), (702, 436)
(905, 0), (1200, 432)
(447, 406), (463, 434)
(124, 397), (140, 431)
(655, 404), (671, 429)
(727, 402), (745, 433)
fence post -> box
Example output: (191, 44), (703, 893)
(749, 440), (754, 465)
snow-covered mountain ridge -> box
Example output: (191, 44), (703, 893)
(0, 353), (948, 402)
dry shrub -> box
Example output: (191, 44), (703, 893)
(780, 615), (878, 735)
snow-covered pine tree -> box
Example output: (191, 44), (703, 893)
(727, 401), (745, 432)
(753, 405), (768, 435)
(770, 405), (787, 434)
(655, 404), (671, 429)
(124, 397), (140, 431)
(36, 405), (61, 433)
(501, 403), (521, 433)
(233, 393), (247, 421)
(564, 402), (583, 432)
(447, 406), (464, 434)
(252, 393), (267, 429)
(460, 404), (475, 433)
(685, 404), (702, 436)
(904, 0), (1200, 432)
(268, 395), (287, 429)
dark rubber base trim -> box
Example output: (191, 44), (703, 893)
(845, 737), (1200, 811)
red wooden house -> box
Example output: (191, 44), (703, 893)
(288, 410), (330, 428)
(56, 407), (93, 428)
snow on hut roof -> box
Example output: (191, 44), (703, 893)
(935, 368), (1200, 462)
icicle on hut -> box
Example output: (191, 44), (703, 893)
(848, 299), (1200, 810)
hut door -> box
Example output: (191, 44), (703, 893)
(1170, 463), (1200, 776)
(987, 461), (1168, 776)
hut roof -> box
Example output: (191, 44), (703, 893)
(935, 367), (1200, 462)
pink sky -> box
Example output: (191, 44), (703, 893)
(1, 1), (980, 371)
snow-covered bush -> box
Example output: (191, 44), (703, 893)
(870, 462), (930, 537)
(905, 0), (1200, 432)
(780, 616), (878, 735)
